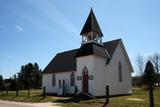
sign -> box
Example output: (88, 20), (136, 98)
(77, 76), (82, 80)
(77, 75), (93, 80)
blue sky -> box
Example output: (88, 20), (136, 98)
(0, 0), (160, 78)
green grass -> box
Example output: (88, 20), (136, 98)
(0, 89), (45, 102)
(0, 89), (68, 103)
(0, 88), (160, 107)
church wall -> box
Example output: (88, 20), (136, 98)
(93, 55), (107, 96)
(76, 55), (95, 95)
(76, 43), (132, 96)
(42, 73), (56, 93)
(42, 71), (76, 95)
(104, 42), (132, 96)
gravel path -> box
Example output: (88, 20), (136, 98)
(0, 100), (61, 107)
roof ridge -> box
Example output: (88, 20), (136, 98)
(103, 38), (121, 44)
(57, 48), (78, 54)
(57, 39), (121, 55)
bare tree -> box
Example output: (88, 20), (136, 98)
(149, 53), (160, 86)
(136, 54), (145, 76)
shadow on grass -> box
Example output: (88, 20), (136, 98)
(52, 96), (92, 103)
(0, 94), (17, 99)
(6, 94), (45, 102)
(29, 94), (46, 102)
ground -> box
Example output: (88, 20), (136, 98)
(0, 100), (60, 107)
(0, 88), (160, 107)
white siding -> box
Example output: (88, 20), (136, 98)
(42, 71), (76, 94)
(76, 55), (95, 95)
(104, 43), (132, 96)
(76, 43), (132, 96)
(93, 55), (107, 96)
(42, 42), (132, 96)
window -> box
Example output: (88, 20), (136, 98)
(52, 74), (56, 86)
(59, 80), (61, 88)
(71, 72), (75, 86)
(119, 62), (122, 82)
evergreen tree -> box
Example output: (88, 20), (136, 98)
(17, 62), (42, 89)
(143, 60), (156, 107)
(33, 63), (42, 88)
(0, 75), (5, 91)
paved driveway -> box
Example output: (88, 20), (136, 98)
(0, 100), (61, 107)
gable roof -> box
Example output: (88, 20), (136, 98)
(80, 9), (103, 37)
(43, 39), (121, 74)
(103, 39), (121, 57)
(43, 49), (78, 74)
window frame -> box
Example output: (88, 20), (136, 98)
(70, 72), (75, 86)
(52, 74), (56, 86)
(119, 61), (122, 82)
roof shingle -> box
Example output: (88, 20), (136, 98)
(43, 39), (121, 74)
(80, 9), (103, 37)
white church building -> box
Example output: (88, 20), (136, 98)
(42, 9), (133, 97)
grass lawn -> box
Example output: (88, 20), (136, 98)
(0, 88), (160, 107)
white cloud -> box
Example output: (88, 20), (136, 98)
(16, 25), (24, 32)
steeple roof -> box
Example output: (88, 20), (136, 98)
(80, 9), (103, 37)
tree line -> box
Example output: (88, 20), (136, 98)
(133, 52), (160, 87)
(0, 62), (42, 93)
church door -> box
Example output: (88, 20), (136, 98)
(82, 67), (88, 93)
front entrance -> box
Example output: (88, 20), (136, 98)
(82, 67), (89, 93)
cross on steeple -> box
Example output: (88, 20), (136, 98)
(80, 8), (103, 44)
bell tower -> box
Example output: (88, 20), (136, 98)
(76, 9), (110, 95)
(80, 9), (103, 45)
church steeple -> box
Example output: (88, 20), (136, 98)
(80, 8), (103, 44)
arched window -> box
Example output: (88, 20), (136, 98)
(119, 62), (122, 82)
(71, 72), (75, 86)
(52, 74), (56, 86)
